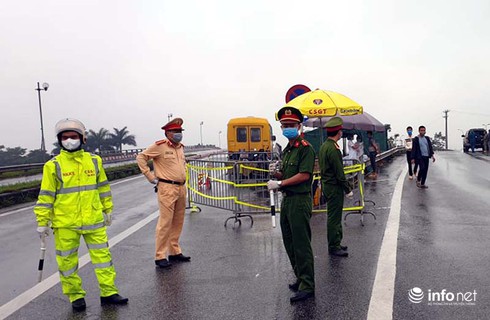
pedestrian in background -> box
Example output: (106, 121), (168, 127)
(137, 118), (191, 269)
(469, 130), (476, 153)
(405, 126), (418, 179)
(411, 125), (436, 189)
(267, 106), (315, 303)
(367, 131), (379, 178)
(483, 130), (489, 155)
(34, 118), (128, 312)
(319, 117), (353, 257)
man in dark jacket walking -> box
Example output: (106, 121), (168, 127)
(411, 126), (436, 188)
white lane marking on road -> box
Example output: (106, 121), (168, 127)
(0, 209), (160, 319)
(0, 175), (144, 218)
(367, 167), (407, 320)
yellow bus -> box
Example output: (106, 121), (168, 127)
(227, 117), (273, 160)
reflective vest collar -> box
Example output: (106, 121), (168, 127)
(59, 149), (85, 160)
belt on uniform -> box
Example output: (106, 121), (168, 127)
(282, 191), (310, 197)
(158, 179), (185, 186)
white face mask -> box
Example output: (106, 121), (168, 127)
(62, 138), (81, 150)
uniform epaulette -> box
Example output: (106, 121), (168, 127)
(156, 139), (167, 145)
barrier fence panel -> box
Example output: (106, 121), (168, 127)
(187, 154), (379, 228)
(312, 158), (376, 226)
(186, 153), (272, 227)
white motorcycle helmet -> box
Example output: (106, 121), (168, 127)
(55, 118), (87, 142)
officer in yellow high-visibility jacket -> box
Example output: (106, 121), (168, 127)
(34, 118), (128, 312)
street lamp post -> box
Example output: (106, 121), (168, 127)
(218, 131), (222, 149)
(35, 82), (49, 152)
(200, 121), (204, 146)
(168, 113), (173, 122)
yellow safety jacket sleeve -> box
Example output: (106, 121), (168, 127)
(34, 160), (58, 227)
(94, 155), (113, 214)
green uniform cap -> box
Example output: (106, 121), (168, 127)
(325, 117), (343, 132)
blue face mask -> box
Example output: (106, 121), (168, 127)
(171, 133), (183, 143)
(282, 127), (299, 139)
(407, 130), (413, 135)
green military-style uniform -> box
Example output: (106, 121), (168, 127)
(318, 118), (352, 251)
(280, 136), (316, 293)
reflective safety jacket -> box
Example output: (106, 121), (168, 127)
(34, 150), (113, 229)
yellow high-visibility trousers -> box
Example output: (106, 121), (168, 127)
(54, 227), (119, 302)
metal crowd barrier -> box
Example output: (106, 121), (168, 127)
(186, 154), (378, 228)
(312, 158), (376, 226)
(186, 154), (271, 228)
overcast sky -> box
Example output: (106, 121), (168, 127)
(1, 0), (489, 153)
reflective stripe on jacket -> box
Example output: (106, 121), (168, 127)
(34, 149), (113, 228)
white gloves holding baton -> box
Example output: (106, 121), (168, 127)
(37, 226), (50, 238)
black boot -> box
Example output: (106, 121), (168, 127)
(100, 294), (129, 305)
(72, 298), (86, 311)
(329, 248), (349, 257)
(155, 259), (172, 268)
(168, 253), (191, 262)
(290, 291), (314, 303)
(288, 280), (300, 292)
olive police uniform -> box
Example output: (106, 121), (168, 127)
(136, 118), (187, 263)
(277, 107), (316, 293)
(318, 117), (352, 251)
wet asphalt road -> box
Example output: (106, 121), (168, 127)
(1, 151), (489, 319)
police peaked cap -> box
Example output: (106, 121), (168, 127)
(161, 118), (184, 131)
(277, 106), (303, 123)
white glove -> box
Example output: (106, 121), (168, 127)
(104, 213), (112, 226)
(345, 191), (354, 199)
(267, 180), (281, 191)
(37, 226), (50, 238)
(151, 178), (159, 185)
(269, 161), (281, 174)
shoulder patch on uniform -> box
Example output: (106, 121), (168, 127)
(155, 139), (167, 145)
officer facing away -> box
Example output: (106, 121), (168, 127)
(318, 117), (353, 257)
(267, 106), (315, 303)
(136, 117), (191, 269)
(34, 118), (128, 312)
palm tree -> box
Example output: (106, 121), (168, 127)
(87, 128), (110, 152)
(109, 126), (137, 152)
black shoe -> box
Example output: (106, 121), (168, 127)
(340, 245), (348, 251)
(329, 248), (349, 257)
(155, 259), (172, 268)
(290, 290), (314, 303)
(288, 281), (300, 292)
(100, 294), (129, 305)
(168, 253), (191, 262)
(72, 298), (86, 311)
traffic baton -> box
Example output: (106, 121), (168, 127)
(37, 234), (47, 283)
(269, 190), (276, 228)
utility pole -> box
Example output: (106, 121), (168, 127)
(35, 82), (49, 152)
(443, 109), (450, 150)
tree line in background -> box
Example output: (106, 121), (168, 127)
(0, 126), (136, 166)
